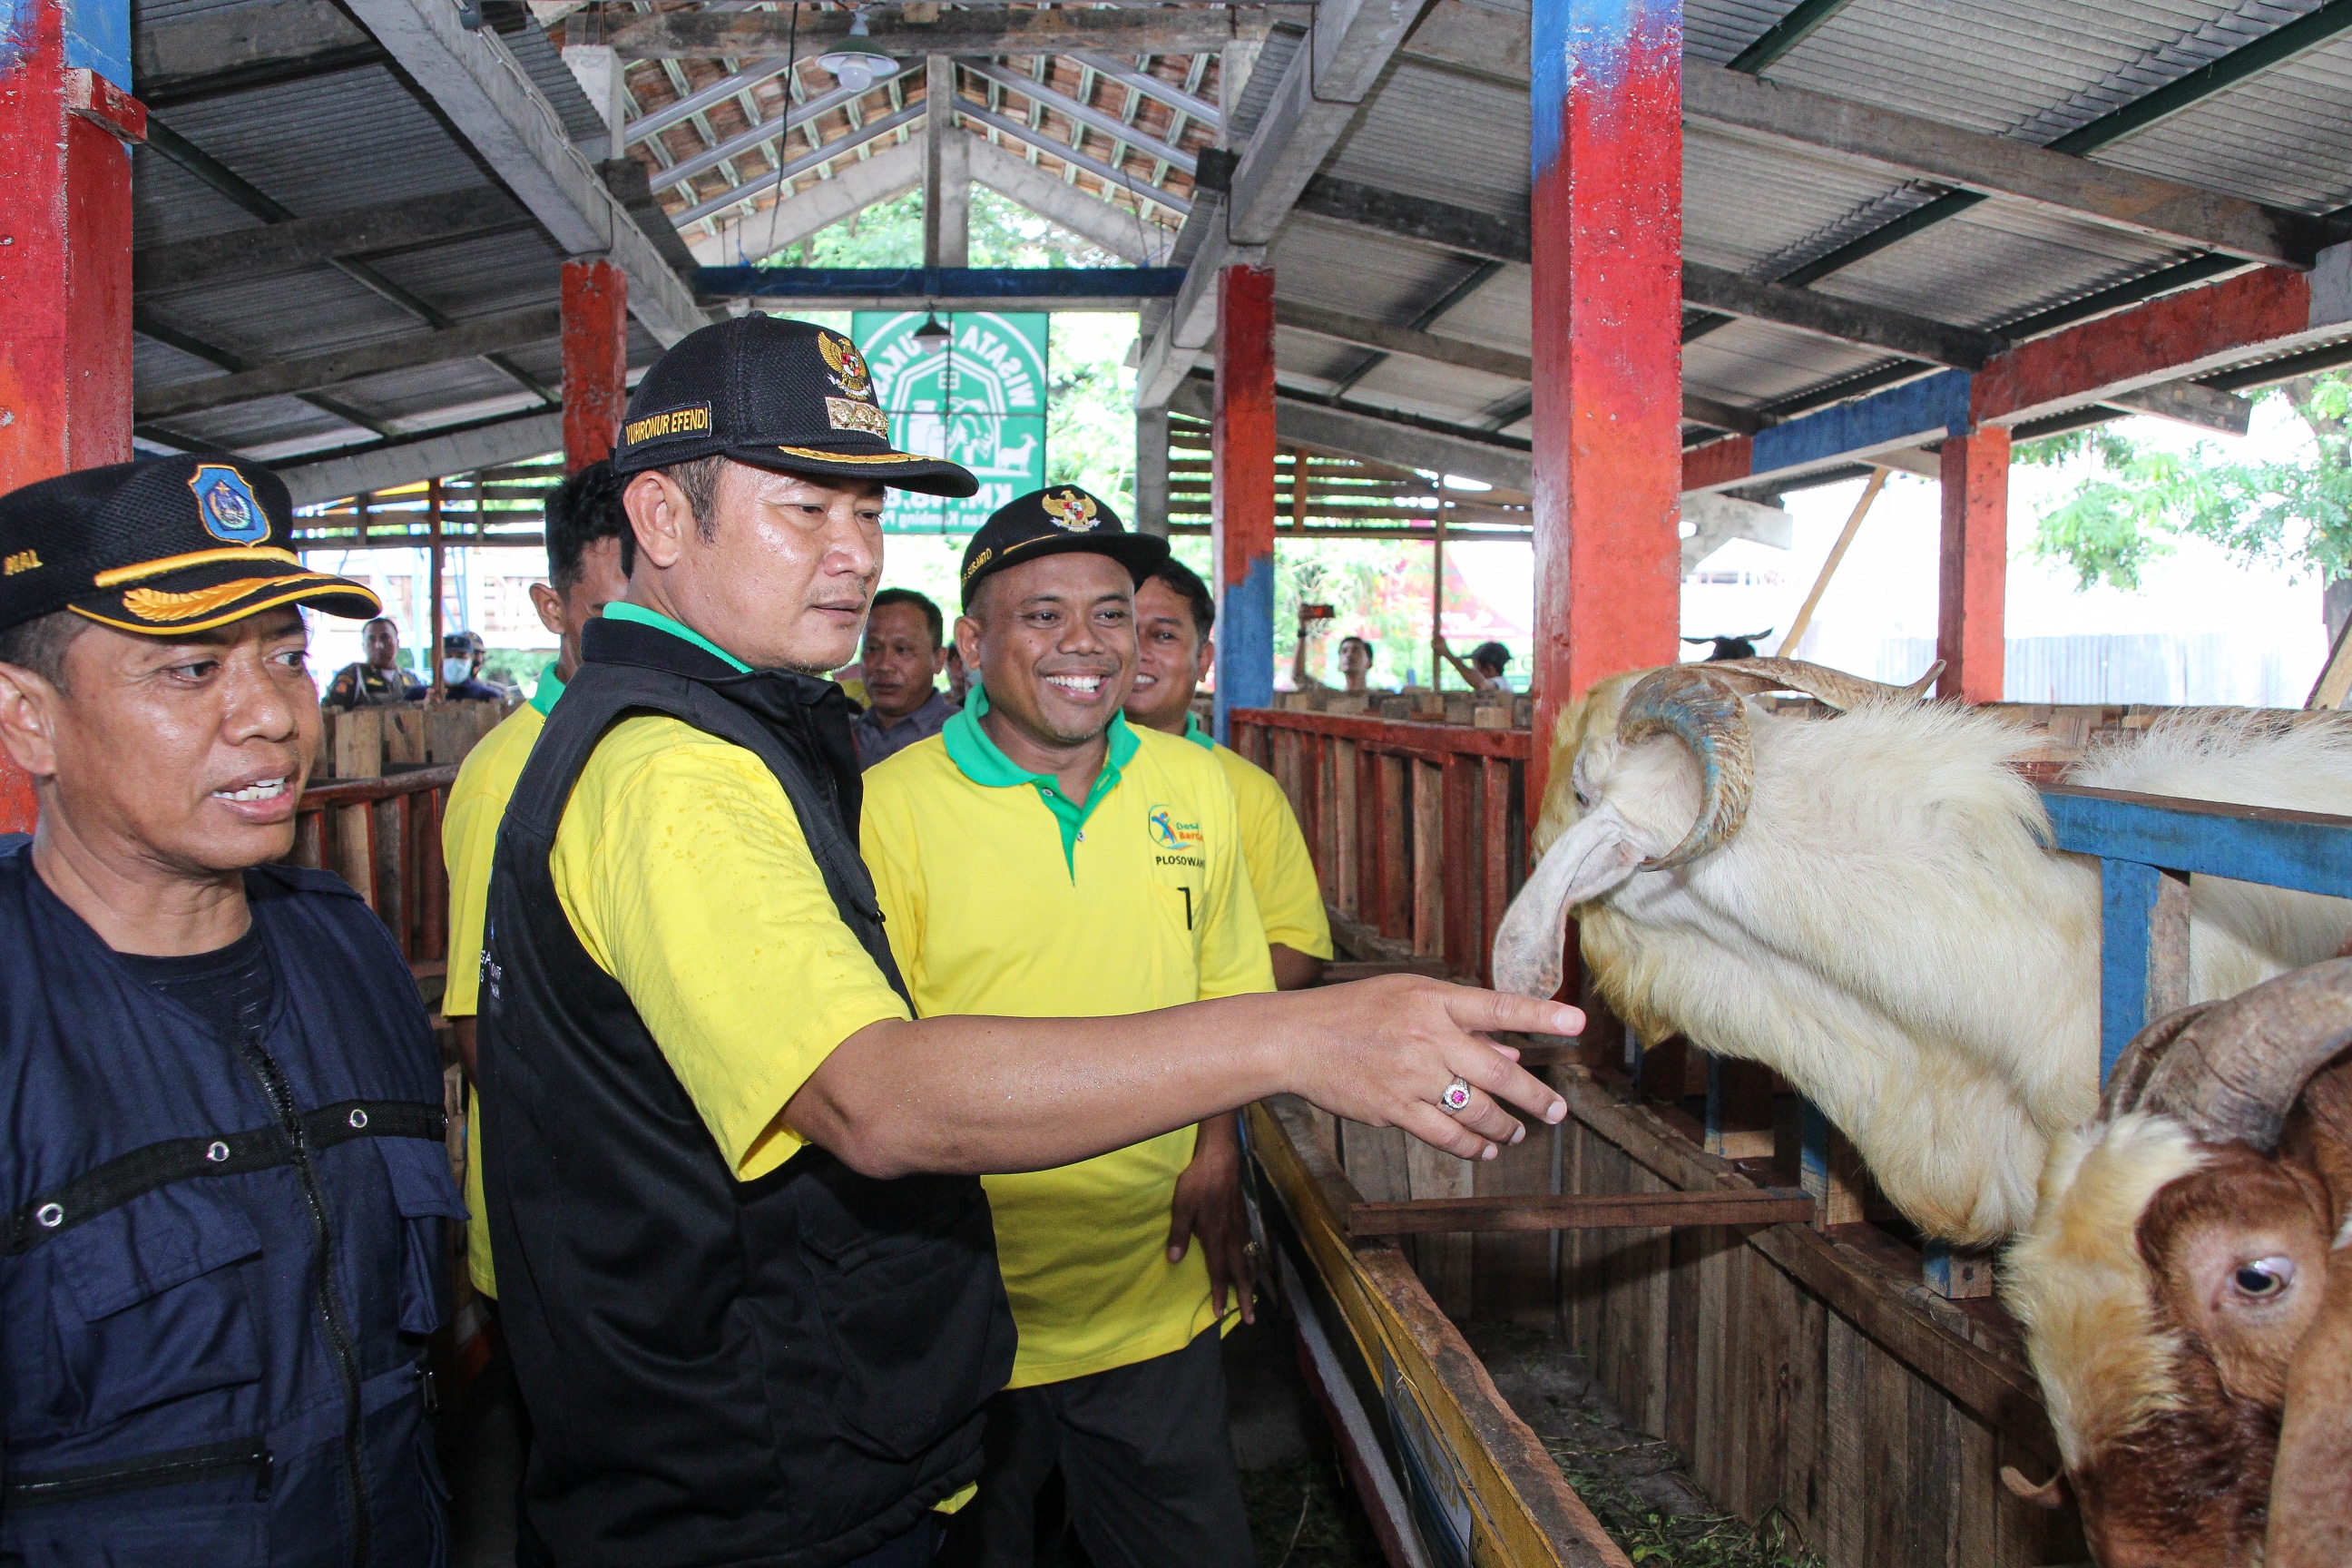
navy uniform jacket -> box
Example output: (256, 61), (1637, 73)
(0, 839), (464, 1566)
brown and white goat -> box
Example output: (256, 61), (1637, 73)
(2002, 961), (2352, 1568)
(1492, 660), (2352, 1243)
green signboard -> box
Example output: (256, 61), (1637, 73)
(852, 311), (1048, 533)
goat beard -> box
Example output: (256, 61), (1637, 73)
(2078, 1335), (2279, 1568)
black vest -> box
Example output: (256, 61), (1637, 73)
(477, 618), (1014, 1568)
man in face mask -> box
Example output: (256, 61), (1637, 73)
(438, 630), (504, 701)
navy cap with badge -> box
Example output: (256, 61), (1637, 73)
(611, 315), (978, 497)
(0, 456), (378, 635)
(958, 485), (1170, 609)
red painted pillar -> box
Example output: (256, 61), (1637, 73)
(1936, 426), (2010, 703)
(1211, 262), (1277, 740)
(1527, 0), (1685, 812)
(561, 258), (629, 472)
(0, 0), (142, 833)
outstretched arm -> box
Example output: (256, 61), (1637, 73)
(787, 975), (1579, 1179)
(1290, 625), (1328, 691)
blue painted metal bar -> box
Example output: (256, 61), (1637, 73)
(2042, 785), (2352, 1083)
(1746, 368), (1972, 480)
(695, 267), (1188, 302)
(1799, 1100), (1834, 1217)
(2098, 858), (2166, 1082)
(2040, 786), (2352, 902)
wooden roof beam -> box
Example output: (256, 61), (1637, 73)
(1684, 66), (2333, 270)
(134, 307), (564, 421)
(612, 7), (1270, 61)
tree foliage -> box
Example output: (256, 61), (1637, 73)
(2017, 373), (2352, 591)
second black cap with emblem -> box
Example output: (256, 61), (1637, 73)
(958, 485), (1170, 609)
(0, 456), (378, 636)
(610, 315), (977, 497)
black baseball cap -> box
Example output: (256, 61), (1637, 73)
(0, 456), (377, 636)
(958, 485), (1170, 609)
(611, 315), (977, 497)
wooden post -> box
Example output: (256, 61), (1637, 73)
(1527, 0), (1685, 814)
(1800, 1101), (1866, 1228)
(1775, 466), (1886, 658)
(0, 0), (141, 832)
(1431, 475), (1446, 690)
(922, 56), (969, 270)
(427, 477), (446, 699)
(1210, 263), (1277, 740)
(1936, 425), (2011, 702)
(561, 258), (629, 472)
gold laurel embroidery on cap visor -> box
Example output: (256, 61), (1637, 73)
(825, 398), (891, 437)
(71, 575), (380, 635)
(773, 445), (932, 466)
(120, 577), (296, 622)
(93, 545), (302, 587)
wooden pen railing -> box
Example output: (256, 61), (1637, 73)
(1227, 707), (1530, 986)
(285, 766), (457, 974)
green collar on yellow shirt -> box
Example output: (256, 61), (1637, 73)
(942, 683), (1138, 876)
(601, 602), (753, 673)
(1181, 710), (1214, 752)
(527, 662), (565, 718)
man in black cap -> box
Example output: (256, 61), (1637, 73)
(0, 456), (465, 1564)
(862, 486), (1267, 1566)
(476, 315), (1581, 1568)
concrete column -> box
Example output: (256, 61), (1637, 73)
(0, 0), (140, 832)
(561, 258), (629, 471)
(1936, 426), (2011, 702)
(1527, 0), (1684, 811)
(1134, 407), (1170, 537)
(923, 56), (968, 270)
(1211, 264), (1276, 740)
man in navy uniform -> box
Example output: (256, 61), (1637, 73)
(0, 457), (464, 1564)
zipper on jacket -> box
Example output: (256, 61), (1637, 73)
(230, 983), (371, 1568)
(4, 1439), (272, 1508)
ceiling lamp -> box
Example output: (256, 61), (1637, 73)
(818, 12), (896, 93)
(912, 311), (952, 349)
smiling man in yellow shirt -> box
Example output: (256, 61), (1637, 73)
(862, 489), (1267, 1567)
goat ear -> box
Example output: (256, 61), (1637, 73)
(1999, 1465), (2066, 1510)
(1493, 807), (1642, 999)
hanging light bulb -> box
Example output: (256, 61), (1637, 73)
(911, 311), (952, 349)
(818, 10), (896, 94)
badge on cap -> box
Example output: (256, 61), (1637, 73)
(818, 333), (874, 399)
(189, 465), (270, 545)
(1044, 490), (1099, 533)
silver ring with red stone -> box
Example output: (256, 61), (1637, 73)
(1440, 1076), (1473, 1113)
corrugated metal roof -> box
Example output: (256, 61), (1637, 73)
(1256, 0), (2352, 446)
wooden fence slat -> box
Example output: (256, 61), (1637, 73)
(1481, 755), (1511, 986)
(1411, 760), (1443, 959)
(1333, 739), (1360, 918)
(1376, 754), (1407, 941)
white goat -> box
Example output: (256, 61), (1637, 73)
(1494, 662), (2352, 1245)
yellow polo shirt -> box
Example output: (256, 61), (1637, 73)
(443, 671), (559, 1298)
(1182, 714), (1333, 960)
(861, 690), (1275, 1388)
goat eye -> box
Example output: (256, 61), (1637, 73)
(2232, 1257), (2295, 1298)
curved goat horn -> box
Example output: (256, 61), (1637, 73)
(2106, 959), (2352, 1151)
(1617, 664), (1754, 870)
(1699, 657), (1945, 710)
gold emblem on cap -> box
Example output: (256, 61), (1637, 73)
(962, 547), (993, 583)
(3, 549), (42, 576)
(818, 333), (874, 399)
(825, 398), (890, 437)
(1044, 489), (1099, 532)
